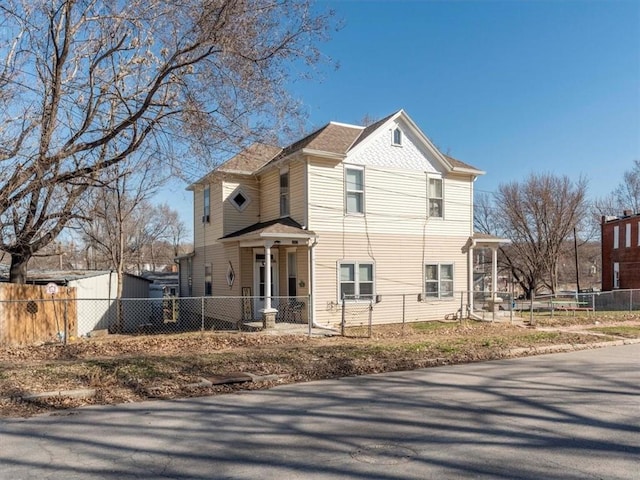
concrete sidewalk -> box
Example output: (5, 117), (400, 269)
(1, 344), (638, 479)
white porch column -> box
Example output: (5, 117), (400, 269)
(309, 238), (318, 325)
(264, 240), (274, 310)
(491, 245), (498, 300)
(261, 241), (277, 329)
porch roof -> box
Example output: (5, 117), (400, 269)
(469, 232), (511, 247)
(219, 217), (317, 243)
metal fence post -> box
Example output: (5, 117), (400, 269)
(201, 296), (205, 332)
(459, 291), (464, 324)
(63, 298), (68, 345)
(341, 295), (346, 336)
(308, 294), (312, 337)
(592, 292), (596, 313)
(368, 299), (373, 338)
(630, 289), (633, 312)
(402, 294), (406, 334)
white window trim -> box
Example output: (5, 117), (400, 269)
(229, 187), (251, 212)
(625, 223), (631, 248)
(424, 262), (455, 300)
(337, 260), (375, 302)
(613, 225), (619, 249)
(345, 165), (365, 216)
(427, 175), (444, 219)
(391, 127), (402, 147)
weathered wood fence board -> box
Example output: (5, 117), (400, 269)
(0, 284), (77, 346)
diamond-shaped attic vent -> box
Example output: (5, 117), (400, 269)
(234, 193), (246, 207)
(230, 188), (251, 212)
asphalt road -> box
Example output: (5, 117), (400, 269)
(1, 344), (638, 480)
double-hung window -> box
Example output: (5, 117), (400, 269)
(204, 263), (212, 296)
(345, 166), (364, 214)
(203, 187), (210, 223)
(428, 177), (443, 218)
(280, 169), (289, 217)
(424, 263), (454, 299)
(339, 261), (374, 300)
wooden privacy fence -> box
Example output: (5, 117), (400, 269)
(0, 284), (77, 346)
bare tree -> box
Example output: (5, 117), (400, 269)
(0, 0), (333, 282)
(475, 174), (589, 298)
(593, 160), (640, 219)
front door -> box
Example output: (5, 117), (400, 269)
(253, 252), (278, 317)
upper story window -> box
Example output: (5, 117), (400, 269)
(202, 186), (210, 223)
(392, 127), (402, 146)
(339, 261), (374, 301)
(280, 169), (290, 217)
(613, 225), (619, 249)
(230, 187), (251, 212)
(428, 177), (443, 218)
(345, 166), (364, 215)
(425, 263), (454, 299)
(625, 223), (631, 247)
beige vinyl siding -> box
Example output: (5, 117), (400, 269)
(307, 157), (345, 231)
(222, 176), (260, 237)
(308, 159), (473, 237)
(312, 231), (469, 327)
(289, 160), (307, 224)
(259, 168), (280, 221)
(194, 181), (223, 249)
(240, 247), (254, 295)
(427, 174), (474, 237)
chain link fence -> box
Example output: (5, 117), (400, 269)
(3, 289), (640, 345)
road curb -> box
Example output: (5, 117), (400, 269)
(507, 338), (640, 357)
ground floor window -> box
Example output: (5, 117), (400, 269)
(425, 263), (454, 299)
(204, 264), (212, 296)
(339, 261), (374, 300)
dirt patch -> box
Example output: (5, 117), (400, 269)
(2, 316), (639, 418)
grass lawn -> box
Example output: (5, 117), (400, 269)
(1, 315), (639, 418)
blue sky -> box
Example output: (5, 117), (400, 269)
(164, 0), (640, 234)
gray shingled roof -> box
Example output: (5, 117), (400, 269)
(194, 111), (481, 182)
(216, 143), (282, 174)
(221, 217), (316, 240)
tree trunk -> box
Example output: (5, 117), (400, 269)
(9, 252), (30, 284)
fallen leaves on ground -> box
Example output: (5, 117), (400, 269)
(1, 316), (639, 418)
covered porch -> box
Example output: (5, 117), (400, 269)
(220, 218), (317, 328)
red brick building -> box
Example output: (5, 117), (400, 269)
(601, 211), (640, 290)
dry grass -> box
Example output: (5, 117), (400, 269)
(2, 315), (639, 418)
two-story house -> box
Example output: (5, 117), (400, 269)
(601, 211), (640, 290)
(178, 110), (503, 328)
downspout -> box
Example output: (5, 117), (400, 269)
(309, 236), (333, 330)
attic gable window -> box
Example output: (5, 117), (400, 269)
(392, 127), (402, 146)
(230, 188), (251, 212)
